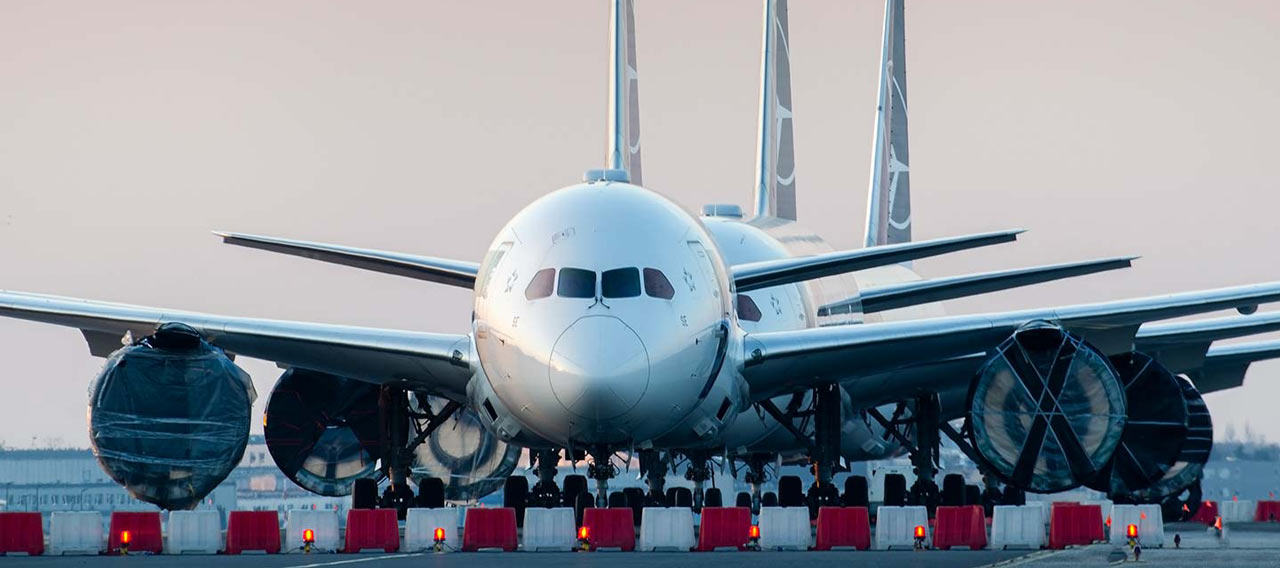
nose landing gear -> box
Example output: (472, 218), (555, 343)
(587, 448), (619, 508)
(529, 449), (562, 508)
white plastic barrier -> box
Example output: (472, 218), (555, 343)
(990, 505), (1047, 550)
(1220, 500), (1256, 523)
(284, 509), (340, 553)
(1108, 505), (1164, 547)
(1024, 501), (1051, 527)
(521, 507), (577, 551)
(638, 507), (695, 552)
(875, 506), (929, 550)
(405, 508), (460, 552)
(166, 510), (222, 554)
(757, 507), (811, 550)
(48, 511), (104, 555)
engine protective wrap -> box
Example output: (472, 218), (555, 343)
(967, 323), (1126, 493)
(1089, 351), (1189, 496)
(1128, 376), (1213, 501)
(88, 322), (256, 510)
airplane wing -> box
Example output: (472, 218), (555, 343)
(1189, 339), (1280, 394)
(742, 282), (1280, 401)
(1134, 312), (1280, 373)
(215, 232), (478, 289)
(0, 290), (474, 401)
(818, 257), (1135, 316)
(731, 229), (1022, 292)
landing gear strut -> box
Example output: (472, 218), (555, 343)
(807, 384), (843, 512)
(376, 387), (460, 518)
(640, 450), (668, 505)
(743, 453), (772, 514)
(684, 450), (713, 511)
(530, 449), (562, 507)
(587, 448), (617, 508)
(867, 393), (943, 512)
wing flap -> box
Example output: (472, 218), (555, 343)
(732, 229), (1022, 293)
(215, 232), (478, 289)
(0, 290), (473, 400)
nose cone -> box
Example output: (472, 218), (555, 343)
(549, 316), (650, 420)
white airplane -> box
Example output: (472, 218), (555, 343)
(3, 0), (1280, 518)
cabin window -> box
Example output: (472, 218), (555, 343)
(643, 268), (675, 300)
(525, 268), (555, 300)
(602, 267), (641, 298)
(737, 294), (762, 322)
(557, 268), (596, 298)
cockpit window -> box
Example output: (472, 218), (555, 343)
(525, 268), (555, 300)
(643, 268), (675, 300)
(557, 268), (596, 298)
(736, 294), (762, 322)
(602, 267), (641, 298)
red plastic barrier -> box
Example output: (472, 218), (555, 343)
(582, 508), (636, 551)
(1048, 503), (1103, 549)
(108, 511), (163, 554)
(1255, 501), (1280, 522)
(344, 509), (399, 553)
(696, 507), (751, 552)
(462, 508), (518, 552)
(933, 505), (988, 550)
(1189, 501), (1219, 525)
(813, 507), (871, 551)
(0, 512), (44, 556)
(225, 511), (281, 554)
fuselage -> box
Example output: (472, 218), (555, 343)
(468, 179), (931, 459)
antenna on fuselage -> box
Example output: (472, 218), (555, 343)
(605, 0), (643, 186)
(752, 0), (797, 221)
(864, 0), (912, 247)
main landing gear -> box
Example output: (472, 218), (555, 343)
(359, 386), (460, 518)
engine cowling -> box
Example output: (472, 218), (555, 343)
(966, 323), (1127, 493)
(263, 368), (381, 496)
(88, 323), (255, 510)
(1087, 351), (1189, 495)
(407, 393), (521, 501)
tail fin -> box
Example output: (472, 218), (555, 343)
(607, 0), (643, 186)
(864, 0), (911, 247)
(752, 0), (797, 221)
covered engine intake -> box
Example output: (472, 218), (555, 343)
(1126, 376), (1213, 502)
(408, 393), (521, 501)
(967, 323), (1126, 493)
(263, 368), (381, 496)
(1087, 351), (1189, 496)
(88, 322), (255, 510)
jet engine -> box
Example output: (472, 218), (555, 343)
(1120, 376), (1213, 504)
(263, 368), (381, 496)
(88, 323), (256, 510)
(407, 394), (521, 501)
(1086, 351), (1189, 496)
(966, 323), (1127, 493)
(263, 370), (520, 502)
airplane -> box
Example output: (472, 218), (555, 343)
(3, 0), (1280, 521)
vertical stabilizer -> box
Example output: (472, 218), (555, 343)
(752, 0), (797, 221)
(607, 0), (643, 186)
(864, 0), (912, 247)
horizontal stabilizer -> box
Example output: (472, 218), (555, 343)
(215, 232), (478, 289)
(731, 229), (1022, 293)
(1191, 339), (1280, 394)
(743, 280), (1280, 401)
(819, 256), (1135, 316)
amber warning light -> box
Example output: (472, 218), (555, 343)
(1126, 524), (1138, 539)
(302, 529), (315, 544)
(578, 526), (591, 551)
(912, 524), (926, 551)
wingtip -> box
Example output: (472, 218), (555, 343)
(211, 230), (232, 239)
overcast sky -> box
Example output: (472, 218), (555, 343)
(1, 0), (1279, 448)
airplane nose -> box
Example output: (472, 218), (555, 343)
(549, 316), (650, 420)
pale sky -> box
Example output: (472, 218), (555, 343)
(1, 0), (1279, 448)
